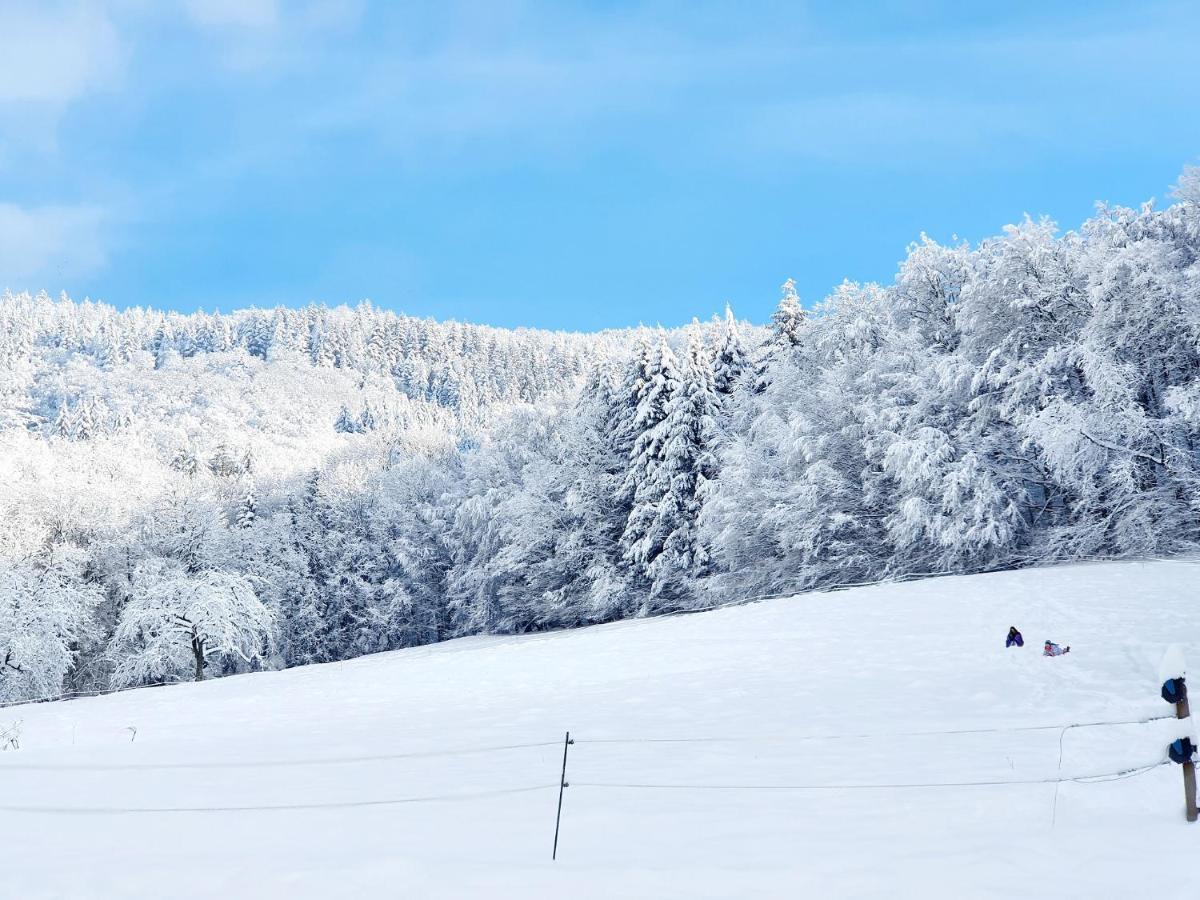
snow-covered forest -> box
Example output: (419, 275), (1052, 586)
(2, 167), (1198, 702)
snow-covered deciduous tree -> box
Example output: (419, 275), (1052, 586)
(110, 563), (274, 685)
(0, 543), (101, 702)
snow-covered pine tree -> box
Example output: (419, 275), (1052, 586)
(620, 334), (681, 603)
(557, 365), (637, 622)
(643, 328), (719, 610)
(208, 444), (243, 477)
(711, 305), (749, 398)
(236, 476), (258, 530)
(610, 330), (653, 472)
(359, 404), (379, 432)
(279, 471), (334, 666)
(771, 278), (806, 349)
(751, 279), (807, 395)
(335, 404), (360, 434)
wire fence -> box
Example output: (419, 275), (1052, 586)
(0, 762), (1168, 816)
(0, 711), (1175, 816)
(0, 715), (1172, 773)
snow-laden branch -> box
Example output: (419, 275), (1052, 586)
(1077, 429), (1169, 470)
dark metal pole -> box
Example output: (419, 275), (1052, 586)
(552, 730), (573, 860)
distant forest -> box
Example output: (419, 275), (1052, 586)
(1, 165), (1198, 702)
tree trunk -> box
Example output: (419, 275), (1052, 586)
(192, 636), (205, 682)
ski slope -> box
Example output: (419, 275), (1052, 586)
(2, 559), (1199, 899)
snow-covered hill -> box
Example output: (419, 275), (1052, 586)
(3, 559), (1199, 899)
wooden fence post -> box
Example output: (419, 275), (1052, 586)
(1175, 693), (1198, 823)
(1161, 646), (1198, 823)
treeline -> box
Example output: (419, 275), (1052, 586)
(0, 294), (615, 434)
(1, 167), (1198, 702)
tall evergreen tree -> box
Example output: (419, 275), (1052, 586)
(236, 476), (258, 530)
(770, 279), (806, 349)
(644, 329), (719, 609)
(620, 334), (681, 603)
(711, 306), (749, 398)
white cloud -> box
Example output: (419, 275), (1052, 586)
(0, 204), (109, 284)
(183, 0), (280, 29)
(0, 3), (123, 105)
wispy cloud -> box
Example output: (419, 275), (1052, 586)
(0, 4), (124, 285)
(0, 3), (124, 106)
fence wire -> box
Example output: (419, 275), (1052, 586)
(572, 760), (1170, 793)
(0, 740), (561, 772)
(0, 783), (558, 815)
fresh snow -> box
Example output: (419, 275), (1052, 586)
(2, 559), (1199, 899)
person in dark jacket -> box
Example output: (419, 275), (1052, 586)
(1006, 626), (1024, 648)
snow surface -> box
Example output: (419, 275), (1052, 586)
(2, 559), (1200, 899)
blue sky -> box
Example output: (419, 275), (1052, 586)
(0, 1), (1197, 331)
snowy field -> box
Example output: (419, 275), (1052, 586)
(2, 559), (1199, 899)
